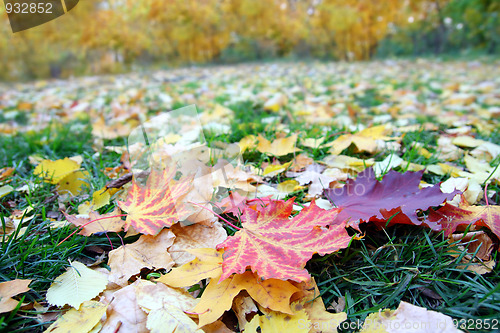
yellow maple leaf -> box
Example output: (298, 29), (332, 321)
(192, 270), (299, 327)
(57, 170), (90, 196)
(244, 301), (310, 333)
(157, 248), (223, 287)
(326, 125), (394, 155)
(34, 157), (81, 184)
(45, 301), (107, 333)
(158, 248), (299, 327)
(257, 134), (301, 156)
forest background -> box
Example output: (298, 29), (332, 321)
(0, 0), (498, 81)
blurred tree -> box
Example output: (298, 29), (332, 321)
(0, 0), (497, 80)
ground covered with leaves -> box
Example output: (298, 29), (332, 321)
(0, 59), (499, 333)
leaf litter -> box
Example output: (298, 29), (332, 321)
(0, 60), (499, 331)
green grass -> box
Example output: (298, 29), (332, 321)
(308, 225), (499, 332)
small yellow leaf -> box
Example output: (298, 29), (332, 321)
(277, 179), (301, 193)
(0, 185), (14, 199)
(239, 135), (257, 152)
(257, 134), (301, 156)
(45, 301), (107, 333)
(244, 302), (310, 333)
(452, 136), (485, 148)
(33, 158), (81, 184)
(263, 161), (292, 177)
(157, 248), (223, 288)
(46, 261), (108, 308)
(57, 170), (90, 196)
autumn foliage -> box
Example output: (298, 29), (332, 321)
(1, 0), (498, 79)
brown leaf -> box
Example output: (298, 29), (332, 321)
(0, 279), (32, 313)
(108, 229), (175, 286)
(100, 280), (148, 333)
(168, 222), (227, 266)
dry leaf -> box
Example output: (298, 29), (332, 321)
(108, 229), (176, 286)
(46, 301), (107, 333)
(256, 134), (301, 156)
(168, 222), (227, 266)
(360, 301), (460, 333)
(0, 279), (31, 313)
(63, 207), (125, 236)
(46, 261), (107, 308)
(100, 280), (148, 333)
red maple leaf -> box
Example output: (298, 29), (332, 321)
(216, 198), (352, 282)
(218, 191), (274, 216)
(324, 167), (459, 227)
(118, 168), (193, 235)
(428, 198), (500, 239)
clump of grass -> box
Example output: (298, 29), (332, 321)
(308, 224), (500, 332)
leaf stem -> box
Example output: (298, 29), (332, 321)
(188, 201), (242, 231)
(57, 214), (128, 246)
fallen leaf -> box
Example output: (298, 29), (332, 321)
(46, 261), (107, 308)
(449, 231), (495, 274)
(0, 279), (31, 313)
(231, 294), (258, 329)
(63, 207), (125, 236)
(0, 185), (14, 199)
(292, 278), (347, 333)
(286, 164), (337, 197)
(216, 198), (351, 282)
(108, 229), (176, 286)
(33, 157), (81, 184)
(359, 301), (460, 333)
(326, 125), (394, 155)
(45, 301), (107, 333)
(324, 167), (459, 228)
(168, 222), (227, 266)
(290, 154), (314, 172)
(262, 161), (292, 177)
(191, 270), (300, 327)
(0, 167), (15, 181)
(256, 134), (301, 156)
(157, 248), (223, 288)
(244, 301), (310, 333)
(135, 280), (201, 333)
(100, 280), (148, 333)
(429, 200), (500, 239)
(263, 93), (287, 112)
(117, 168), (193, 235)
(57, 170), (90, 196)
(373, 154), (404, 177)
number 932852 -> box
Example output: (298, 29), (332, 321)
(5, 1), (53, 14)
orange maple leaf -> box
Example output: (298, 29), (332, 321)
(429, 199), (500, 240)
(118, 168), (193, 235)
(216, 198), (352, 282)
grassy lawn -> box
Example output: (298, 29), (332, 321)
(1, 59), (499, 332)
